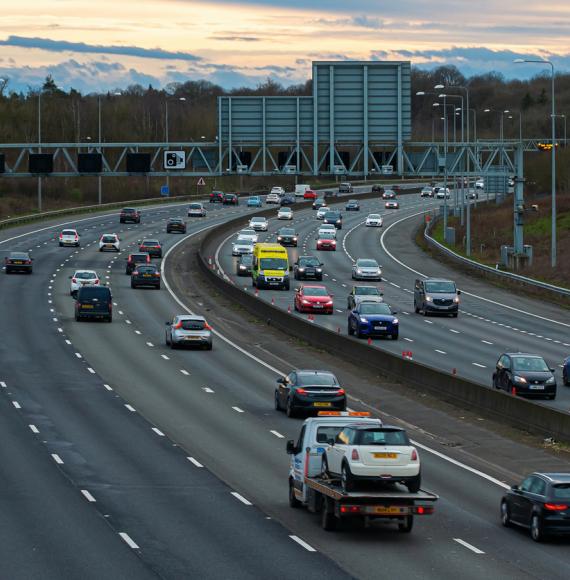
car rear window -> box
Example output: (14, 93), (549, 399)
(136, 265), (157, 273)
(355, 429), (409, 446)
(131, 254), (148, 262)
(78, 287), (110, 300)
(142, 240), (159, 246)
(189, 204), (202, 209)
(62, 230), (76, 235)
(122, 208), (136, 212)
(180, 319), (207, 330)
(552, 484), (570, 500)
(9, 252), (30, 259)
(355, 287), (379, 295)
(75, 271), (96, 279)
(102, 236), (117, 243)
(297, 373), (337, 386)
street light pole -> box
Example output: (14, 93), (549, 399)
(98, 95), (102, 205)
(164, 96), (186, 192)
(38, 91), (42, 212)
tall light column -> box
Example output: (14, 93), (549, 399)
(164, 96), (186, 191)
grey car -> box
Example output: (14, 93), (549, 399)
(347, 286), (384, 309)
(414, 278), (460, 317)
(165, 315), (213, 350)
(352, 258), (382, 281)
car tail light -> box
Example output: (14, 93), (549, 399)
(133, 270), (139, 276)
(95, 279), (100, 285)
(296, 388), (307, 394)
(72, 278), (77, 283)
(411, 449), (418, 461)
(415, 506), (433, 514)
(26, 260), (32, 265)
(174, 321), (183, 329)
(340, 505), (361, 514)
(74, 234), (78, 241)
(351, 448), (360, 461)
(59, 234), (63, 239)
(545, 503), (568, 511)
(204, 323), (212, 330)
(337, 389), (345, 395)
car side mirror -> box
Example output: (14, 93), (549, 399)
(276, 377), (284, 384)
(393, 310), (398, 314)
(286, 440), (296, 455)
(68, 276), (72, 279)
(457, 290), (462, 295)
(320, 263), (324, 267)
(330, 294), (334, 298)
(165, 322), (171, 326)
(550, 368), (555, 373)
(294, 288), (300, 293)
(511, 484), (519, 491)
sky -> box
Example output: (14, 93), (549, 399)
(1, 0), (570, 93)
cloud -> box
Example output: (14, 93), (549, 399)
(0, 35), (201, 61)
(210, 35), (261, 42)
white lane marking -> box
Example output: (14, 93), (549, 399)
(103, 383), (113, 391)
(187, 457), (204, 467)
(203, 387), (215, 393)
(289, 535), (317, 552)
(453, 538), (485, 555)
(472, 363), (487, 368)
(51, 454), (64, 464)
(135, 330), (142, 335)
(119, 533), (140, 550)
(180, 369), (190, 376)
(29, 424), (40, 433)
(380, 210), (570, 329)
(481, 340), (493, 345)
(52, 317), (58, 322)
(231, 491), (252, 505)
(152, 427), (165, 436)
(0, 381), (6, 388)
(125, 404), (136, 412)
(390, 282), (401, 288)
(57, 327), (63, 332)
(12, 401), (21, 409)
(424, 320), (433, 324)
(161, 354), (170, 360)
(435, 349), (447, 354)
(125, 320), (132, 325)
(449, 329), (460, 334)
(81, 489), (97, 503)
(87, 367), (96, 374)
(146, 342), (154, 347)
(232, 406), (245, 413)
(270, 430), (285, 438)
(75, 352), (82, 358)
(118, 310), (124, 315)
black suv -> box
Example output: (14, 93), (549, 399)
(119, 207), (141, 223)
(277, 227), (298, 247)
(166, 218), (187, 233)
(323, 211), (343, 229)
(75, 286), (112, 322)
(293, 256), (323, 280)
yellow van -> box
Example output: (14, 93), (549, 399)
(252, 243), (290, 290)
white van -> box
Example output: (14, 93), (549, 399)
(295, 184), (311, 197)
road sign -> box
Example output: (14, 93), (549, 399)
(160, 185), (169, 197)
(163, 151), (185, 170)
(197, 177), (206, 186)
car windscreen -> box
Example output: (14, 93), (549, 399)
(260, 258), (287, 270)
(102, 236), (116, 243)
(359, 303), (392, 315)
(348, 200), (358, 204)
(236, 237), (253, 244)
(512, 357), (550, 372)
(355, 287), (379, 295)
(297, 373), (337, 386)
(78, 287), (109, 300)
(132, 254), (148, 261)
(279, 229), (295, 235)
(355, 429), (409, 446)
(318, 233), (333, 239)
(368, 214), (381, 219)
(324, 212), (340, 219)
(425, 281), (456, 293)
(303, 287), (328, 297)
(9, 252), (29, 259)
(250, 217), (265, 222)
(552, 484), (570, 500)
(75, 271), (96, 279)
(300, 258), (320, 266)
(240, 255), (254, 265)
(357, 260), (378, 268)
(136, 266), (157, 273)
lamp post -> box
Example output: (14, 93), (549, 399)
(552, 114), (566, 147)
(164, 96), (186, 191)
(514, 58), (556, 267)
(506, 110), (523, 143)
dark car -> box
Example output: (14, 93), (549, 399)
(348, 301), (399, 340)
(274, 370), (346, 417)
(293, 256), (323, 280)
(131, 263), (161, 289)
(75, 286), (112, 322)
(371, 184), (383, 193)
(119, 207), (141, 224)
(563, 357), (570, 386)
(138, 239), (162, 258)
(222, 193), (239, 205)
(312, 198), (326, 210)
(493, 353), (557, 399)
(125, 253), (150, 274)
(323, 211), (343, 229)
(414, 278), (460, 317)
(345, 199), (360, 211)
(501, 472), (570, 541)
(382, 190), (397, 200)
(166, 218), (187, 234)
(209, 191), (224, 203)
(280, 194), (296, 206)
(236, 253), (254, 276)
(277, 227), (298, 247)
(4, 251), (33, 274)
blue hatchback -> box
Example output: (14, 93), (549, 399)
(564, 357), (570, 386)
(247, 196), (263, 207)
(348, 301), (399, 340)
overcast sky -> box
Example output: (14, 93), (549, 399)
(1, 0), (570, 93)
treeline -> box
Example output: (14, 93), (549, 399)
(0, 65), (568, 144)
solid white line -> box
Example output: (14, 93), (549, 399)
(161, 354), (170, 360)
(180, 369), (190, 376)
(449, 329), (460, 334)
(125, 404), (136, 412)
(119, 533), (140, 550)
(203, 387), (215, 393)
(289, 535), (317, 552)
(87, 367), (96, 374)
(103, 383), (113, 391)
(187, 457), (204, 467)
(81, 489), (97, 503)
(270, 430), (285, 438)
(472, 362), (487, 368)
(51, 454), (64, 464)
(230, 491), (252, 505)
(12, 401), (21, 409)
(232, 406), (245, 413)
(29, 424), (40, 433)
(453, 538), (485, 555)
(152, 427), (165, 436)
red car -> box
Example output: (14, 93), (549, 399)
(209, 191), (224, 203)
(119, 207), (141, 224)
(294, 284), (334, 314)
(303, 189), (317, 200)
(138, 239), (162, 258)
(316, 233), (336, 251)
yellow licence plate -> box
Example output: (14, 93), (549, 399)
(374, 506), (402, 515)
(373, 452), (398, 459)
(105, 244), (114, 248)
(143, 274), (152, 277)
(82, 304), (94, 309)
(14, 261), (23, 264)
(314, 402), (332, 407)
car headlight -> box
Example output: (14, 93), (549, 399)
(277, 236), (282, 241)
(316, 268), (322, 272)
(453, 297), (460, 303)
(393, 318), (399, 325)
(336, 220), (341, 224)
(546, 376), (555, 385)
(298, 267), (305, 272)
(293, 237), (298, 241)
(302, 299), (311, 305)
(239, 265), (246, 270)
(513, 375), (527, 384)
(356, 269), (362, 274)
(360, 317), (368, 323)
(325, 300), (333, 305)
(425, 296), (433, 302)
(259, 270), (264, 276)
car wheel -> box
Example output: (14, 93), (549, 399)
(75, 313), (80, 321)
(286, 398), (296, 418)
(356, 326), (363, 339)
(500, 501), (512, 527)
(321, 497), (338, 531)
(274, 391), (282, 411)
(348, 323), (354, 336)
(251, 278), (256, 288)
(289, 478), (301, 508)
(165, 334), (170, 346)
(530, 514), (544, 542)
(206, 343), (213, 351)
(341, 463), (355, 492)
(414, 302), (419, 314)
(452, 313), (458, 318)
(131, 282), (135, 288)
(284, 282), (290, 291)
(406, 474), (421, 493)
(107, 315), (112, 323)
(156, 284), (161, 290)
(398, 516), (414, 533)
(492, 375), (499, 389)
(391, 332), (399, 340)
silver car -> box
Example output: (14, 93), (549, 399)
(352, 258), (382, 281)
(165, 315), (213, 350)
(188, 202), (207, 217)
(232, 240), (254, 256)
(249, 217), (268, 231)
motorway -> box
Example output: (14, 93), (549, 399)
(1, 192), (569, 579)
(214, 192), (570, 411)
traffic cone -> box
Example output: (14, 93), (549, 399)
(287, 305), (291, 313)
(452, 368), (457, 375)
(337, 327), (340, 334)
(271, 297), (275, 305)
(511, 386), (517, 396)
(367, 337), (372, 345)
(255, 288), (259, 296)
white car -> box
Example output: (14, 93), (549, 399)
(59, 229), (80, 247)
(294, 184), (311, 197)
(249, 216), (268, 231)
(318, 225), (337, 239)
(436, 188), (451, 199)
(232, 240), (254, 256)
(316, 206), (329, 220)
(99, 233), (120, 252)
(352, 258), (382, 280)
(475, 178), (484, 189)
(277, 207), (293, 220)
(271, 186), (285, 196)
(188, 202), (206, 217)
(322, 424), (421, 492)
(266, 193), (281, 204)
(365, 214), (383, 227)
(70, 270), (100, 297)
(237, 229), (258, 243)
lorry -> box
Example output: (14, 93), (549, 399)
(252, 243), (290, 290)
(286, 412), (438, 532)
